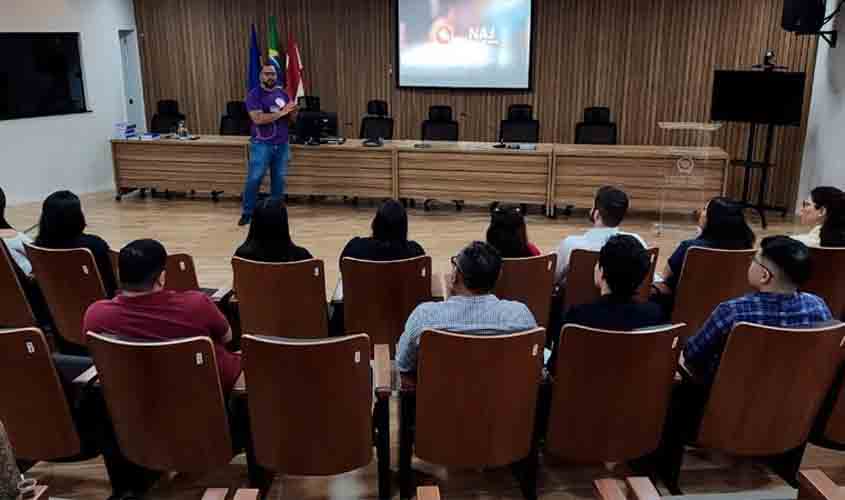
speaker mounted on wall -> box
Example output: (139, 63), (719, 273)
(782, 0), (840, 47)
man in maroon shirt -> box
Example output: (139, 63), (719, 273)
(84, 239), (241, 393)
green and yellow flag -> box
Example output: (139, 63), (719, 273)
(267, 15), (284, 82)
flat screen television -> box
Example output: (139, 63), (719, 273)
(710, 70), (806, 126)
(0, 33), (88, 121)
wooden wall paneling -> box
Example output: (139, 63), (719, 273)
(134, 0), (818, 210)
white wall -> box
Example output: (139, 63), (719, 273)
(0, 0), (140, 205)
(798, 16), (845, 206)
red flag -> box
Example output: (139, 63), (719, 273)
(286, 34), (305, 100)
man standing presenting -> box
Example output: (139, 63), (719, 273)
(240, 64), (297, 226)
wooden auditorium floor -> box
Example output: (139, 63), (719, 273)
(9, 192), (845, 499)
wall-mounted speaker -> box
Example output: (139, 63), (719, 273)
(782, 0), (827, 33)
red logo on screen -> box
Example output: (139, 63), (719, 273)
(435, 26), (453, 44)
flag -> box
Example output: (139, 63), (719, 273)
(247, 24), (261, 91)
(267, 16), (285, 85)
(286, 33), (305, 101)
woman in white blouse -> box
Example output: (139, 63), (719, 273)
(0, 187), (33, 275)
(795, 186), (845, 247)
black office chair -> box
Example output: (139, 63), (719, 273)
(575, 106), (618, 145)
(421, 105), (459, 141)
(360, 100), (394, 140)
(150, 99), (186, 134)
(219, 101), (251, 136)
(298, 96), (321, 112)
(500, 104), (539, 143)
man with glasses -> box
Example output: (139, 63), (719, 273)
(396, 241), (537, 381)
(682, 235), (832, 384)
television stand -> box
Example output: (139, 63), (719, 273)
(731, 122), (788, 229)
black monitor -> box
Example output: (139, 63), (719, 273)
(295, 111), (338, 144)
(710, 70), (806, 126)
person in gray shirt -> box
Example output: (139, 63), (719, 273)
(396, 241), (537, 379)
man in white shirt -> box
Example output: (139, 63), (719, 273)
(554, 185), (647, 283)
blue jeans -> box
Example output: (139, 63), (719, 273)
(242, 141), (290, 216)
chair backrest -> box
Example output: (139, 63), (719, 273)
(298, 95), (321, 111)
(110, 249), (201, 292)
(565, 248), (658, 309)
(415, 328), (546, 468)
(242, 334), (372, 475)
(422, 120), (459, 141)
(341, 256), (432, 356)
(547, 324), (684, 462)
(367, 99), (388, 117)
(0, 328), (80, 460)
(86, 332), (233, 472)
(697, 322), (845, 456)
(26, 244), (107, 347)
(575, 123), (618, 145)
(500, 120), (540, 143)
(360, 116), (394, 140)
(494, 254), (557, 328)
(508, 104), (533, 121)
(804, 247), (845, 319)
(150, 114), (183, 134)
(226, 100), (248, 118)
(671, 247), (755, 341)
(232, 257), (328, 338)
(584, 106), (611, 123)
(220, 115), (247, 136)
(157, 99), (180, 115)
(428, 105), (453, 122)
(0, 240), (36, 328)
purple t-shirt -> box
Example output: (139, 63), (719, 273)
(245, 86), (290, 145)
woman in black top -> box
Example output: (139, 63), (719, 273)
(339, 199), (425, 263)
(485, 205), (541, 258)
(35, 191), (118, 297)
(235, 198), (312, 262)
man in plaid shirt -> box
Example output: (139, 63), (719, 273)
(681, 235), (832, 383)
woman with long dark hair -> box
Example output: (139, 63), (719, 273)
(339, 199), (425, 263)
(35, 191), (118, 296)
(235, 198), (312, 262)
(652, 197), (756, 302)
(0, 187), (34, 275)
(485, 205), (541, 258)
(796, 186), (845, 247)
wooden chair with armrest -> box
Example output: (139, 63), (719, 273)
(85, 332), (259, 498)
(797, 470), (845, 500)
(232, 257), (328, 338)
(546, 324), (684, 464)
(242, 334), (389, 498)
(670, 247), (755, 341)
(0, 328), (95, 497)
(565, 248), (658, 310)
(341, 255), (432, 357)
(25, 244), (107, 350)
(0, 240), (36, 328)
(659, 322), (845, 494)
(495, 254), (557, 328)
(399, 328), (546, 500)
(804, 246), (845, 320)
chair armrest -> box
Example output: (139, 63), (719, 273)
(373, 344), (391, 399)
(18, 485), (48, 500)
(417, 486), (441, 500)
(233, 489), (260, 500)
(799, 470), (841, 500)
(73, 366), (98, 385)
(232, 372), (246, 394)
(626, 477), (661, 500)
(211, 286), (233, 303)
(593, 479), (626, 500)
(201, 489), (229, 500)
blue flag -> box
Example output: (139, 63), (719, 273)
(247, 24), (261, 92)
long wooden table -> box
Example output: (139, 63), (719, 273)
(111, 137), (729, 213)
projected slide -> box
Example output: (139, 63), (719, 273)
(397, 0), (533, 89)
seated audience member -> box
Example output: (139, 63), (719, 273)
(682, 235), (832, 384)
(84, 239), (241, 393)
(396, 241), (537, 379)
(35, 190), (118, 297)
(0, 187), (33, 275)
(651, 197), (755, 310)
(235, 198), (312, 262)
(553, 185), (646, 283)
(795, 186), (845, 247)
(339, 198), (425, 262)
(486, 205), (541, 258)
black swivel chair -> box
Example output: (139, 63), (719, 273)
(219, 101), (251, 136)
(575, 106), (618, 145)
(421, 105), (459, 141)
(360, 100), (394, 140)
(298, 95), (321, 112)
(499, 104), (540, 143)
(150, 100), (186, 134)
